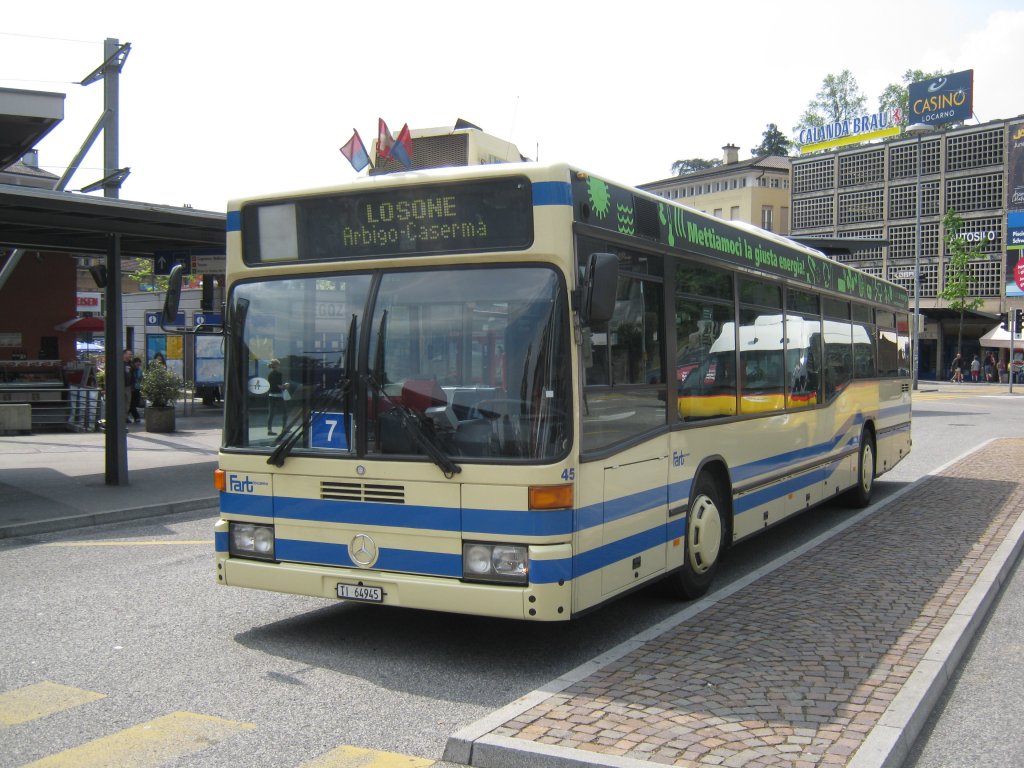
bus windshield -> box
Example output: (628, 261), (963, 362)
(225, 266), (572, 463)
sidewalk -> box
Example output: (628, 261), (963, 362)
(446, 439), (1024, 768)
(3, 405), (1023, 768)
(0, 404), (223, 539)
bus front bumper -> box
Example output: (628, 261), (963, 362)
(216, 552), (573, 621)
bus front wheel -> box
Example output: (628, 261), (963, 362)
(665, 473), (725, 600)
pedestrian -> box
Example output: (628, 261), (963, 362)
(129, 357), (143, 422)
(150, 352), (166, 368)
(984, 353), (995, 382)
(998, 357), (1007, 383)
(970, 354), (981, 382)
(266, 358), (287, 436)
(950, 352), (964, 383)
(122, 348), (134, 424)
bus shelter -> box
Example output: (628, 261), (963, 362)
(0, 185), (224, 485)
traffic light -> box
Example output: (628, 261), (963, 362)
(1015, 309), (1024, 336)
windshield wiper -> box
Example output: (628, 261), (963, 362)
(266, 382), (351, 467)
(363, 373), (461, 478)
(267, 315), (357, 468)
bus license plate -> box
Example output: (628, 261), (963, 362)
(337, 584), (383, 602)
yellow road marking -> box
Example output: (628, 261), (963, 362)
(0, 682), (105, 726)
(20, 711), (254, 768)
(43, 541), (213, 547)
(299, 745), (435, 768)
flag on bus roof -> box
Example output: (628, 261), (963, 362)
(392, 123), (413, 170)
(340, 129), (370, 172)
(377, 118), (395, 161)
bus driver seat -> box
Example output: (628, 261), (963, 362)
(400, 378), (447, 412)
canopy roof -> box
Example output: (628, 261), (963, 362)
(0, 185), (224, 257)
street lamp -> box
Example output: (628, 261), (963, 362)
(906, 122), (935, 391)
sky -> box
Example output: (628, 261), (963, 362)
(2, 0), (1022, 213)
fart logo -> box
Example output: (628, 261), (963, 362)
(228, 474), (255, 493)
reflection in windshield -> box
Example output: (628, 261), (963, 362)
(225, 267), (572, 464)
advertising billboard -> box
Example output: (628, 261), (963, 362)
(1007, 123), (1024, 298)
(908, 70), (974, 127)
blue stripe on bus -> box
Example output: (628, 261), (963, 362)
(221, 491), (274, 517)
(463, 507), (573, 536)
(226, 210), (241, 232)
(274, 497), (462, 529)
(215, 531), (228, 552)
(573, 525), (667, 578)
(880, 403), (911, 420)
(729, 413), (863, 484)
(733, 459), (842, 515)
(276, 538), (461, 577)
(533, 181), (572, 206)
(603, 486), (668, 523)
(531, 557), (572, 584)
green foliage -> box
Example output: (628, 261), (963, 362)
(751, 124), (792, 157)
(671, 158), (722, 176)
(878, 68), (952, 131)
(794, 70), (867, 135)
(127, 258), (169, 292)
(940, 207), (986, 354)
(140, 362), (184, 407)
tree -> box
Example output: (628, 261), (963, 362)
(751, 123), (792, 157)
(878, 68), (951, 130)
(128, 258), (170, 292)
(671, 158), (722, 176)
(794, 70), (867, 135)
(940, 206), (986, 357)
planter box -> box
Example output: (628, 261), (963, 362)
(144, 405), (176, 433)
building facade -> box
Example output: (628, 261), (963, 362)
(790, 115), (1024, 380)
(640, 145), (792, 236)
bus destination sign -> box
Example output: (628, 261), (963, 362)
(243, 177), (534, 263)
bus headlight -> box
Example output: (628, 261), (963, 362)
(229, 522), (276, 561)
(462, 542), (528, 585)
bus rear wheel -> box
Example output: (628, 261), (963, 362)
(665, 473), (725, 600)
(844, 428), (875, 508)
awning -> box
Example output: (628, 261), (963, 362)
(979, 324), (1024, 350)
(55, 316), (104, 332)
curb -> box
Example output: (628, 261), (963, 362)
(0, 496), (219, 540)
(848, 499), (1024, 768)
(445, 440), (1024, 768)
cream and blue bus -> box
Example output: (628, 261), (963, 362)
(198, 162), (911, 621)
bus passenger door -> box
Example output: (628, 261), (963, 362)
(601, 457), (668, 595)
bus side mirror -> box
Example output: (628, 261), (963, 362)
(162, 264), (184, 328)
(582, 252), (618, 324)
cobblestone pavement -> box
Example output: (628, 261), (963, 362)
(447, 439), (1024, 768)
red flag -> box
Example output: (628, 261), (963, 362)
(392, 123), (413, 170)
(377, 118), (395, 161)
(340, 129), (371, 172)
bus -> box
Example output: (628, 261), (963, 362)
(195, 162), (911, 621)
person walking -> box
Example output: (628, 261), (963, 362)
(122, 348), (135, 424)
(970, 354), (981, 382)
(128, 357), (143, 422)
(266, 359), (287, 436)
(950, 352), (964, 383)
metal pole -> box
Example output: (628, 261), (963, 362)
(912, 131), (922, 390)
(1011, 311), (1016, 394)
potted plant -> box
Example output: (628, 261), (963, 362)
(140, 362), (183, 432)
